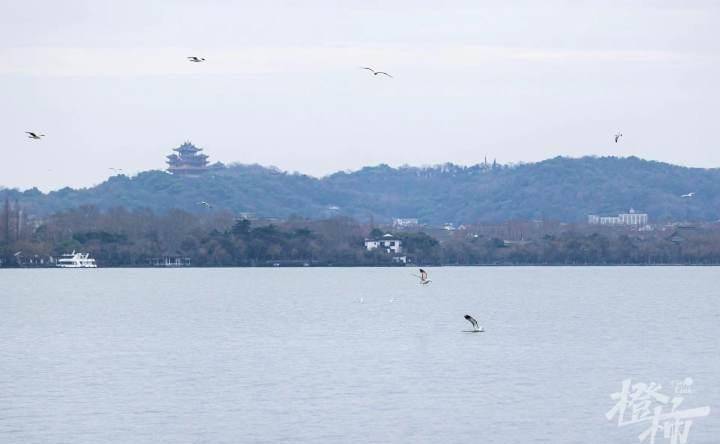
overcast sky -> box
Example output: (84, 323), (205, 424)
(1, 0), (719, 190)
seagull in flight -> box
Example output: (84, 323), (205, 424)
(614, 132), (623, 143)
(26, 132), (45, 140)
(187, 56), (206, 63)
(109, 168), (124, 173)
(361, 67), (393, 78)
(418, 268), (431, 285)
(681, 192), (695, 198)
(197, 201), (212, 208)
(464, 314), (483, 332)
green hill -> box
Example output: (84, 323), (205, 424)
(3, 156), (720, 223)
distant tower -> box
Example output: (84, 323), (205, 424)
(166, 141), (224, 175)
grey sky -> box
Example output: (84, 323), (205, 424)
(2, 0), (719, 190)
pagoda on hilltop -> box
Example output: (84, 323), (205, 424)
(166, 141), (224, 175)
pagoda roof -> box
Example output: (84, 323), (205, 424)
(165, 141), (224, 174)
(173, 142), (203, 153)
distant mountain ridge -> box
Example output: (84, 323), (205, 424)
(3, 156), (720, 223)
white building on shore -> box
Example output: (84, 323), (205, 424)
(364, 233), (403, 254)
(588, 208), (648, 226)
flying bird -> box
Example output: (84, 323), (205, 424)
(187, 56), (206, 63)
(361, 67), (393, 78)
(464, 314), (483, 332)
(681, 192), (695, 198)
(614, 132), (623, 143)
(26, 132), (45, 140)
(419, 268), (431, 285)
(197, 201), (212, 208)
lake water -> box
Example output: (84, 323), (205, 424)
(0, 267), (718, 443)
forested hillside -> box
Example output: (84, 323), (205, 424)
(3, 156), (720, 223)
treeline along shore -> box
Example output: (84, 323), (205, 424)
(3, 204), (720, 267)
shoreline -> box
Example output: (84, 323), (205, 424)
(3, 263), (720, 270)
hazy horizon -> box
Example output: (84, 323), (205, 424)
(3, 1), (719, 191)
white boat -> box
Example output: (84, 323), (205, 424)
(56, 251), (97, 268)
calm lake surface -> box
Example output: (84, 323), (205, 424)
(1, 267), (718, 443)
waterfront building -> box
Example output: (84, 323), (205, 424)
(150, 256), (192, 267)
(364, 233), (403, 254)
(588, 208), (648, 226)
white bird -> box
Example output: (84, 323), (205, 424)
(187, 56), (205, 63)
(361, 67), (393, 78)
(614, 132), (623, 143)
(464, 314), (483, 332)
(418, 268), (431, 285)
(109, 168), (123, 172)
(13, 251), (22, 257)
(197, 201), (212, 208)
(26, 132), (45, 140)
(681, 192), (695, 198)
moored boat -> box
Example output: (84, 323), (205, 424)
(56, 251), (97, 268)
